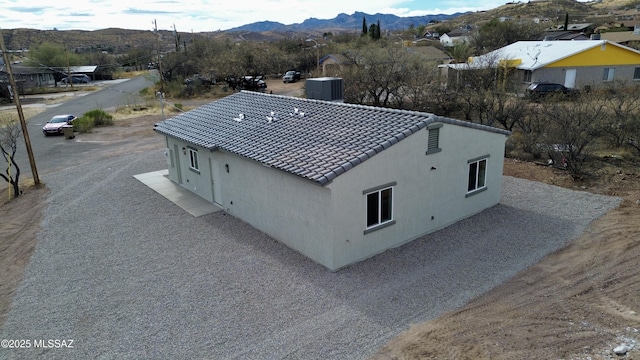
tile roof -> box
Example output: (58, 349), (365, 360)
(154, 91), (508, 186)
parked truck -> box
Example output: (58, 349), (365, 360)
(282, 70), (301, 83)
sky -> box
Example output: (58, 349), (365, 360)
(1, 0), (509, 33)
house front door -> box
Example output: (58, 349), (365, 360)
(174, 144), (183, 184)
(209, 157), (221, 205)
(564, 69), (577, 88)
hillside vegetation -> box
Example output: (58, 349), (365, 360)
(2, 0), (639, 54)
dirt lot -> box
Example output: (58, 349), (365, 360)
(373, 158), (640, 360)
(1, 79), (639, 359)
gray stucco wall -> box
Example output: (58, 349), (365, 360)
(529, 65), (640, 88)
(163, 122), (507, 271)
(326, 122), (507, 269)
(164, 137), (335, 267)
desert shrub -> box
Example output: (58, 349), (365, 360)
(162, 79), (185, 98)
(83, 109), (113, 127)
(73, 116), (94, 133)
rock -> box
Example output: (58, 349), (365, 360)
(613, 344), (630, 355)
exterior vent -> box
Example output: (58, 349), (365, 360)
(305, 77), (344, 102)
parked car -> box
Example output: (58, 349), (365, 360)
(225, 75), (268, 91)
(42, 114), (77, 136)
(60, 74), (91, 84)
(526, 82), (577, 99)
(282, 70), (301, 83)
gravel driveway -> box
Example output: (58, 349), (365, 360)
(0, 150), (621, 359)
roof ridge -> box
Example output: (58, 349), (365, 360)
(240, 90), (438, 118)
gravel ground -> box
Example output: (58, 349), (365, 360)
(0, 150), (621, 359)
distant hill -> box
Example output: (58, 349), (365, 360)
(1, 0), (634, 53)
(228, 11), (467, 32)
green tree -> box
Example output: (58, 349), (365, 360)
(25, 42), (83, 69)
(362, 17), (368, 36)
(447, 42), (473, 63)
(472, 19), (545, 52)
(368, 20), (381, 41)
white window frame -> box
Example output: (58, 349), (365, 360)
(603, 68), (615, 81)
(363, 182), (396, 234)
(634, 67), (640, 81)
(466, 155), (488, 197)
(188, 147), (200, 172)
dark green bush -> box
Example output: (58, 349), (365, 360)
(73, 116), (94, 133)
(83, 109), (113, 127)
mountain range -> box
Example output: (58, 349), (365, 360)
(227, 11), (467, 32)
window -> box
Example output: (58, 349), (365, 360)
(603, 68), (615, 81)
(523, 70), (532, 83)
(634, 67), (640, 80)
(188, 147), (199, 172)
(364, 182), (396, 232)
(467, 156), (488, 196)
(426, 123), (442, 155)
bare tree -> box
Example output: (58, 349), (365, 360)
(513, 105), (547, 159)
(402, 58), (442, 112)
(340, 43), (411, 107)
(0, 116), (23, 198)
(540, 94), (606, 179)
(599, 83), (640, 151)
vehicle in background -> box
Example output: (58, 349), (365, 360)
(282, 70), (301, 83)
(60, 74), (91, 84)
(526, 82), (578, 99)
(42, 114), (77, 136)
(225, 75), (268, 92)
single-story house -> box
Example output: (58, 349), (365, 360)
(548, 23), (594, 33)
(443, 40), (640, 90)
(0, 62), (56, 94)
(599, 29), (640, 47)
(154, 90), (510, 270)
(538, 31), (590, 41)
(52, 65), (114, 81)
(405, 45), (452, 63)
(440, 27), (472, 47)
(318, 54), (353, 77)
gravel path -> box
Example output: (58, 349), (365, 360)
(0, 150), (621, 359)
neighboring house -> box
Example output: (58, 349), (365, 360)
(549, 23), (594, 33)
(320, 46), (450, 77)
(599, 29), (640, 47)
(440, 28), (472, 47)
(539, 31), (590, 41)
(52, 65), (114, 81)
(0, 63), (56, 94)
(318, 54), (353, 77)
(405, 45), (452, 64)
(154, 90), (510, 271)
(443, 40), (640, 90)
(422, 30), (440, 40)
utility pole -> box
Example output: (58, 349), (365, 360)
(306, 39), (319, 77)
(153, 19), (165, 93)
(65, 47), (73, 89)
(0, 29), (40, 186)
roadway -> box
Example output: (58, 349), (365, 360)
(2, 74), (157, 182)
